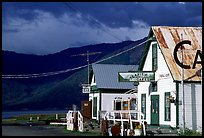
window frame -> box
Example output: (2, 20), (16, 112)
(93, 97), (97, 117)
(151, 81), (157, 92)
(152, 43), (158, 71)
(141, 94), (146, 119)
(164, 92), (171, 121)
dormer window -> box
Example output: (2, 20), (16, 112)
(152, 43), (157, 71)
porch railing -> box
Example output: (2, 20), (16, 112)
(66, 110), (83, 132)
(104, 110), (146, 136)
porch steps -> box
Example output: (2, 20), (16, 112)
(146, 125), (178, 136)
(83, 120), (101, 132)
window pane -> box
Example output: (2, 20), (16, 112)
(141, 94), (146, 119)
(151, 82), (157, 92)
(165, 92), (171, 121)
(93, 97), (97, 117)
(152, 44), (157, 71)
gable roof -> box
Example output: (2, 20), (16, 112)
(91, 64), (138, 89)
(140, 26), (202, 81)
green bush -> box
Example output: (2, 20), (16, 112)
(178, 128), (202, 136)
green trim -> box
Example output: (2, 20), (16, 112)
(118, 71), (155, 82)
(151, 81), (157, 92)
(99, 89), (130, 93)
(99, 91), (101, 111)
(138, 29), (154, 71)
(150, 95), (160, 125)
(93, 97), (97, 117)
(141, 94), (146, 119)
(118, 72), (129, 82)
(91, 88), (131, 94)
(176, 82), (179, 127)
(91, 85), (98, 91)
(164, 92), (171, 121)
(152, 43), (157, 71)
(89, 65), (93, 84)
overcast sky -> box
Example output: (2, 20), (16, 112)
(2, 2), (202, 55)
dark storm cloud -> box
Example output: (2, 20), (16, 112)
(70, 2), (202, 27)
(3, 2), (202, 28)
(2, 2), (202, 55)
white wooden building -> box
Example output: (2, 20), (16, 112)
(89, 64), (138, 120)
(137, 26), (202, 132)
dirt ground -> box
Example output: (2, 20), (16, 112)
(2, 125), (71, 136)
(2, 124), (101, 136)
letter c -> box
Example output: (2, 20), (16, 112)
(173, 40), (191, 69)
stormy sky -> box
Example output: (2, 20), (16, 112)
(2, 2), (202, 55)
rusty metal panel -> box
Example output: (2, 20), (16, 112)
(152, 26), (202, 81)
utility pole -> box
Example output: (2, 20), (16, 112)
(86, 51), (93, 119)
(180, 33), (185, 132)
(87, 51), (89, 84)
(71, 51), (101, 84)
(71, 51), (102, 119)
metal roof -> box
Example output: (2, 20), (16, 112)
(92, 64), (138, 89)
(152, 26), (202, 81)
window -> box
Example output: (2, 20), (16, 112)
(141, 94), (146, 119)
(165, 92), (171, 121)
(152, 44), (157, 71)
(114, 100), (122, 110)
(93, 76), (96, 83)
(93, 97), (97, 117)
(151, 81), (157, 92)
(130, 98), (137, 110)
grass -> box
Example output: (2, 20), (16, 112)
(2, 113), (66, 125)
(2, 114), (102, 136)
(10, 113), (66, 121)
(2, 118), (17, 123)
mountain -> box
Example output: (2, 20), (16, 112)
(2, 37), (147, 111)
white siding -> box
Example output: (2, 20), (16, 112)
(90, 74), (96, 86)
(157, 43), (176, 127)
(138, 82), (151, 123)
(89, 93), (137, 120)
(101, 93), (136, 112)
(138, 41), (177, 127)
(89, 93), (100, 120)
(178, 83), (202, 132)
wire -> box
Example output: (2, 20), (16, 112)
(2, 38), (151, 79)
(93, 38), (151, 64)
(2, 64), (88, 79)
(63, 2), (123, 42)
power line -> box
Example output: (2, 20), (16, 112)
(2, 64), (88, 79)
(2, 38), (151, 79)
(94, 38), (151, 64)
(63, 2), (123, 41)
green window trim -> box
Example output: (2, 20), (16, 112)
(151, 81), (157, 92)
(152, 44), (157, 71)
(93, 97), (97, 117)
(165, 92), (171, 121)
(141, 94), (146, 119)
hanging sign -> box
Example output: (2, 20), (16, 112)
(82, 84), (90, 93)
(118, 71), (155, 82)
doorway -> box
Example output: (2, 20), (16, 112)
(150, 95), (159, 125)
